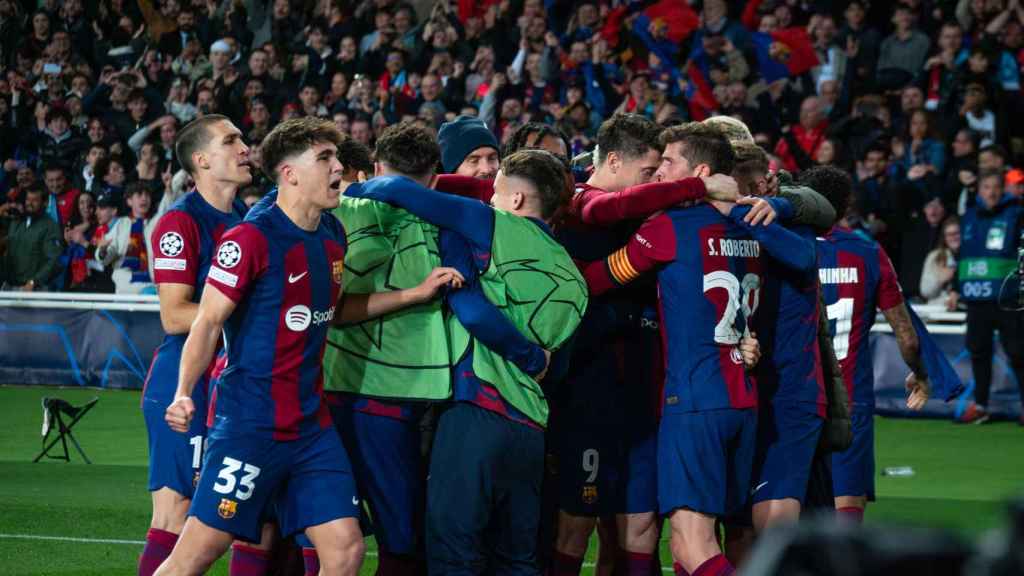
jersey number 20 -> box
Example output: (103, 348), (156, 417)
(213, 457), (262, 501)
(703, 271), (761, 345)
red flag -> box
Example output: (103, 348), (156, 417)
(644, 0), (700, 43)
(770, 28), (819, 75)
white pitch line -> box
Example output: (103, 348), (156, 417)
(0, 533), (145, 545)
(0, 533), (673, 572)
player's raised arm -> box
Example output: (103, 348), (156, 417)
(578, 175), (734, 225)
(345, 175), (495, 252)
(725, 201), (817, 272)
(336, 267), (465, 325)
(581, 212), (678, 296)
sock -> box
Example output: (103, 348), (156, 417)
(548, 550), (584, 576)
(673, 562), (690, 576)
(837, 507), (865, 524)
(377, 552), (418, 576)
(138, 528), (178, 576)
(618, 551), (654, 576)
(229, 543), (270, 576)
(302, 548), (320, 576)
(692, 554), (734, 576)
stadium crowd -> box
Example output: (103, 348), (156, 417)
(1, 1), (1023, 576)
(0, 0), (1022, 297)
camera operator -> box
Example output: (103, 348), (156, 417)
(0, 187), (63, 291)
(955, 170), (1024, 424)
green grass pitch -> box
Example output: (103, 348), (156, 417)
(0, 385), (1022, 575)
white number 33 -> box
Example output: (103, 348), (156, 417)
(213, 457), (261, 501)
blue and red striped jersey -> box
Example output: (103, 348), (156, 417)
(585, 205), (768, 413)
(816, 226), (904, 409)
(143, 191), (246, 405)
(205, 203), (346, 441)
(753, 225), (826, 415)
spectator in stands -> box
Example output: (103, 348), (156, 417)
(42, 164), (79, 228)
(36, 107), (87, 173)
(0, 187), (63, 291)
(775, 96), (829, 172)
(919, 215), (960, 306)
(944, 129), (980, 207)
(438, 115), (500, 179)
(62, 189), (97, 291)
(958, 82), (997, 147)
(97, 182), (157, 295)
(877, 4), (931, 85)
(94, 156), (128, 206)
(900, 197), (948, 300)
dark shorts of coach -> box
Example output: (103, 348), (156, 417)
(426, 401), (545, 576)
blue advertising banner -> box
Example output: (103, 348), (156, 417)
(872, 332), (1021, 419)
(0, 306), (161, 389)
(1, 302), (1019, 420)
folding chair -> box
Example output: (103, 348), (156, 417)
(33, 396), (99, 464)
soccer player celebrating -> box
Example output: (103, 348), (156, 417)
(322, 123), (550, 574)
(345, 149), (588, 574)
(547, 114), (748, 576)
(139, 115), (251, 576)
(158, 118), (462, 576)
(807, 165), (931, 523)
(581, 123), (815, 576)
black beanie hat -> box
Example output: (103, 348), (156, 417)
(438, 115), (499, 174)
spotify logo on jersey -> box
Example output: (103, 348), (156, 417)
(284, 305), (336, 331)
(285, 305), (312, 331)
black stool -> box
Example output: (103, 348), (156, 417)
(34, 396), (99, 464)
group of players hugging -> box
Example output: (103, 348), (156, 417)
(133, 110), (949, 576)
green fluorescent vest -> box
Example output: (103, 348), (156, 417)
(323, 197), (452, 400)
(448, 211), (589, 427)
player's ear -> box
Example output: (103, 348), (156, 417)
(695, 164), (711, 178)
(373, 161), (384, 177)
(193, 151), (208, 171)
(606, 151), (620, 174)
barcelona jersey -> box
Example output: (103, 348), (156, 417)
(205, 203), (346, 441)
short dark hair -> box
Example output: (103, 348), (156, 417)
(375, 122), (440, 177)
(337, 137), (374, 176)
(798, 166), (853, 223)
(175, 114), (233, 175)
(43, 163), (67, 176)
(502, 122), (570, 160)
(979, 144), (1007, 161)
(731, 142), (768, 195)
(127, 88), (147, 103)
(261, 117), (344, 181)
(125, 181), (152, 198)
(45, 107), (70, 124)
(594, 114), (661, 165)
(501, 149), (572, 220)
(978, 169), (1004, 184)
(863, 142), (889, 160)
(660, 122), (736, 175)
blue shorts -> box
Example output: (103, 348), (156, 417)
(142, 355), (209, 498)
(657, 409), (756, 517)
(330, 399), (423, 555)
(832, 408), (875, 500)
(190, 426), (359, 543)
(751, 401), (824, 504)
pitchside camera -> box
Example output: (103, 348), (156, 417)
(742, 517), (971, 576)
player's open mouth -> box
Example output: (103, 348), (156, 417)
(329, 178), (342, 191)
